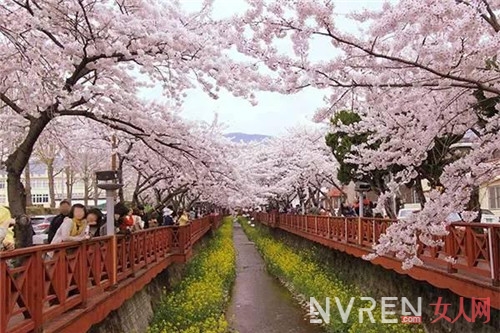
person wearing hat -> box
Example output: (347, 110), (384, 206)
(162, 206), (175, 226)
(0, 206), (16, 251)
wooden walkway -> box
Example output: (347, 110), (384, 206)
(0, 215), (221, 333)
(253, 212), (500, 309)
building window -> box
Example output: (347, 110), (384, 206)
(489, 186), (500, 209)
(0, 180), (5, 189)
(401, 187), (420, 204)
(0, 194), (5, 203)
(32, 179), (49, 189)
(32, 194), (49, 204)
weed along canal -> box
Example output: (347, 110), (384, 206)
(227, 221), (325, 333)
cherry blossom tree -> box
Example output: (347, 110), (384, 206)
(238, 126), (340, 212)
(235, 0), (500, 267)
(33, 128), (65, 208)
(0, 0), (268, 218)
(116, 116), (246, 212)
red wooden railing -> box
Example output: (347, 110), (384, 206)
(253, 213), (500, 307)
(0, 215), (221, 333)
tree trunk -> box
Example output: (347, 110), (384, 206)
(117, 153), (126, 203)
(47, 159), (56, 208)
(14, 215), (33, 249)
(132, 174), (142, 206)
(83, 176), (89, 207)
(6, 114), (50, 218)
(24, 163), (33, 207)
(308, 187), (319, 208)
(132, 191), (140, 206)
(7, 171), (27, 216)
(65, 166), (73, 200)
(118, 180), (125, 202)
(384, 198), (397, 219)
(5, 115), (49, 248)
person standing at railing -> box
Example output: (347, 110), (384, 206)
(353, 196), (374, 217)
(50, 204), (90, 244)
(178, 209), (189, 226)
(340, 202), (356, 217)
(118, 208), (136, 233)
(148, 211), (161, 228)
(113, 203), (132, 234)
(132, 208), (145, 231)
(136, 205), (147, 227)
(47, 199), (71, 243)
(87, 208), (105, 237)
(162, 206), (176, 226)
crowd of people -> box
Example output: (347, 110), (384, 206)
(47, 201), (202, 245)
(275, 196), (381, 218)
(0, 200), (207, 252)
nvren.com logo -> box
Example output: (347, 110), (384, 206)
(309, 297), (490, 324)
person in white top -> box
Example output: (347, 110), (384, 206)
(51, 204), (90, 245)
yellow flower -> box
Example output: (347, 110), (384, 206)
(149, 218), (235, 333)
(239, 217), (424, 333)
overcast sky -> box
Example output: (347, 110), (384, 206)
(142, 0), (387, 136)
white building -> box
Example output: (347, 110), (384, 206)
(0, 161), (106, 208)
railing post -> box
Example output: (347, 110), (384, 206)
(0, 259), (5, 333)
(94, 241), (102, 286)
(488, 227), (499, 286)
(33, 249), (43, 333)
(315, 216), (318, 234)
(305, 216), (308, 233)
(372, 220), (376, 245)
(110, 235), (117, 286)
(189, 224), (193, 248)
(358, 217), (362, 245)
(130, 234), (136, 277)
(59, 251), (67, 304)
(445, 225), (457, 273)
(344, 218), (348, 242)
(327, 217), (331, 239)
(80, 241), (88, 307)
(465, 227), (475, 268)
(143, 232), (149, 268)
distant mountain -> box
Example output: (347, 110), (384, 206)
(225, 132), (271, 143)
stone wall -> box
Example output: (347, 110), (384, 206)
(269, 227), (500, 333)
(88, 231), (215, 333)
(87, 265), (183, 333)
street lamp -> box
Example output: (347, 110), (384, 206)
(96, 170), (123, 236)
